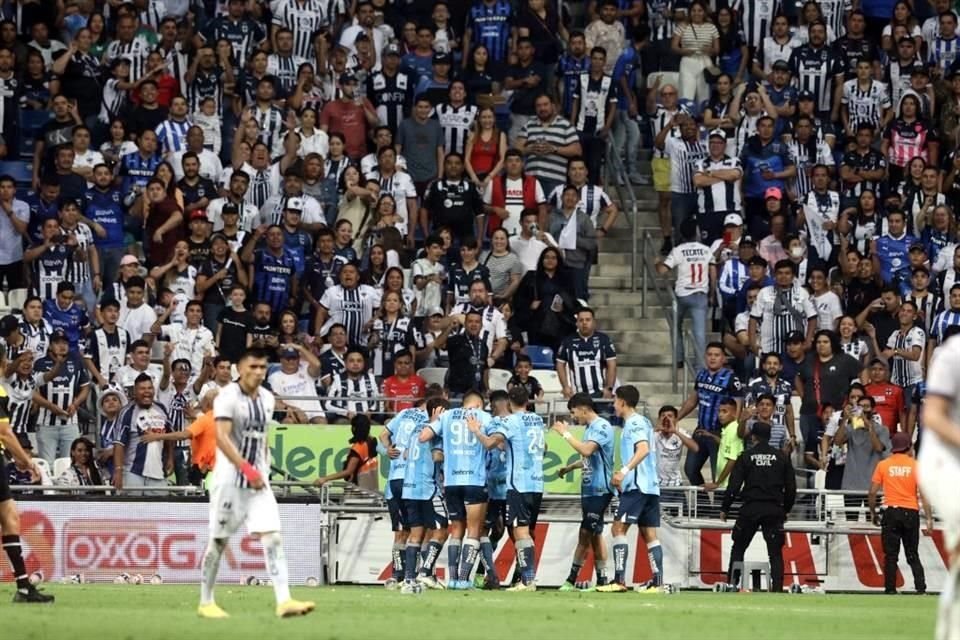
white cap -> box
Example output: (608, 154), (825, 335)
(723, 213), (743, 227)
(285, 197), (304, 212)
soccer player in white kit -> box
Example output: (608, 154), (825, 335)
(197, 349), (315, 619)
(920, 326), (960, 640)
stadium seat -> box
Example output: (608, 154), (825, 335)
(417, 367), (447, 387)
(0, 160), (32, 185)
(52, 457), (71, 478)
(538, 370), (563, 396)
(488, 368), (511, 392)
(526, 345), (554, 369)
(6, 288), (27, 310)
(32, 458), (52, 485)
(0, 291), (7, 308)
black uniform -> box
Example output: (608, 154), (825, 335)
(0, 391), (12, 502)
(721, 437), (796, 591)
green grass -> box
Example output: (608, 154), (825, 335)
(0, 584), (938, 640)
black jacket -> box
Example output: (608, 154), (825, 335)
(721, 441), (796, 514)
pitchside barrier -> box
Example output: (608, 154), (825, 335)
(4, 484), (949, 592)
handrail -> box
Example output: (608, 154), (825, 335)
(604, 142), (639, 292)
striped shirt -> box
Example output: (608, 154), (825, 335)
(930, 35), (960, 74)
(158, 43), (190, 98)
(61, 222), (95, 284)
(34, 354), (90, 429)
(751, 285), (818, 354)
(266, 53), (307, 94)
(556, 331), (617, 396)
(650, 105), (687, 159)
(519, 115), (579, 185)
(272, 0), (327, 60)
(696, 156), (742, 214)
(466, 0), (514, 64)
(887, 326), (925, 387)
(155, 118), (192, 156)
(188, 68), (225, 116)
(733, 0), (779, 49)
(434, 103), (478, 155)
(884, 118), (937, 168)
(157, 383), (197, 434)
(369, 315), (417, 378)
(251, 105), (287, 160)
(930, 309), (960, 344)
(906, 293), (940, 335)
(99, 78), (128, 125)
(29, 242), (70, 301)
(841, 79), (891, 130)
(200, 16), (266, 62)
(3, 373), (42, 435)
(138, 0), (165, 30)
(104, 36), (151, 82)
(841, 148), (887, 199)
(319, 284), (381, 345)
(665, 136), (707, 194)
(758, 34), (801, 76)
(646, 0), (676, 41)
(324, 372), (381, 417)
(557, 53), (590, 117)
(818, 0), (852, 42)
(20, 319), (51, 364)
(212, 383), (274, 489)
(114, 401), (172, 480)
(573, 73), (617, 135)
(367, 70), (413, 134)
(789, 44), (843, 114)
(787, 138), (834, 196)
(547, 183), (613, 227)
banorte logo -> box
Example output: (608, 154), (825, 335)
(0, 510), (56, 581)
(63, 519), (264, 580)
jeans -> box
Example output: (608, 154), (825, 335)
(684, 430), (719, 486)
(203, 302), (224, 335)
(799, 414), (821, 450)
(676, 292), (707, 368)
(75, 279), (97, 314)
(612, 110), (641, 174)
(37, 422), (80, 465)
(671, 192), (699, 240)
(123, 472), (168, 495)
(99, 246), (127, 286)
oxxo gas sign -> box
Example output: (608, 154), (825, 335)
(269, 424), (620, 494)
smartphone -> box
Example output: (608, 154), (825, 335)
(723, 230), (733, 245)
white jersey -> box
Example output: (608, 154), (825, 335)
(751, 285), (818, 354)
(212, 382), (276, 488)
(656, 429), (690, 487)
(886, 326), (925, 387)
(759, 34), (802, 75)
(159, 323), (217, 373)
(800, 190), (840, 260)
(663, 241), (711, 296)
(369, 169), (417, 233)
(813, 291), (843, 330)
(267, 363), (323, 419)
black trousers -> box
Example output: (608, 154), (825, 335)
(579, 133), (606, 185)
(881, 507), (926, 593)
(727, 504), (785, 591)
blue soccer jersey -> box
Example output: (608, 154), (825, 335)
(402, 423), (443, 501)
(486, 423), (508, 501)
(385, 408), (428, 482)
(620, 413), (660, 496)
(582, 417), (614, 497)
(434, 407), (491, 487)
(492, 411), (546, 494)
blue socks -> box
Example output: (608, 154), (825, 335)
(404, 543), (419, 581)
(612, 536), (628, 585)
(420, 541), (443, 577)
(648, 541), (663, 586)
(516, 538), (536, 584)
(458, 538), (479, 583)
(479, 536), (495, 577)
(447, 538), (462, 581)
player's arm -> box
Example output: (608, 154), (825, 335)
(922, 394), (960, 447)
(557, 458), (583, 478)
(0, 420), (38, 477)
(378, 427), (400, 458)
(550, 420), (599, 457)
(612, 439), (649, 489)
(216, 417), (264, 489)
(466, 415), (504, 450)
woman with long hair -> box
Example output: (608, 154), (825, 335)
(382, 266), (416, 314)
(702, 73), (736, 141)
(513, 247), (576, 350)
(99, 118), (138, 167)
(838, 314), (872, 368)
(296, 106), (328, 158)
(137, 178), (183, 266)
(361, 244), (389, 287)
(277, 308), (318, 354)
(881, 0), (922, 52)
(54, 437), (104, 488)
(480, 228), (524, 301)
(462, 44), (503, 99)
(21, 49), (57, 110)
(465, 106), (507, 190)
(921, 204), (956, 268)
(671, 1), (719, 105)
(87, 13), (109, 58)
(839, 189), (882, 255)
(715, 7), (747, 84)
(289, 62), (325, 112)
(896, 155), (928, 203)
(313, 414), (379, 490)
(796, 1), (836, 43)
(366, 289), (416, 378)
(337, 165), (377, 240)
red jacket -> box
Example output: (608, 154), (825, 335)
(487, 173), (540, 236)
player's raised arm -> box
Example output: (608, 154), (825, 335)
(418, 405), (444, 442)
(551, 420), (599, 457)
(466, 415), (503, 450)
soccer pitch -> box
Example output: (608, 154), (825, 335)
(0, 585), (937, 639)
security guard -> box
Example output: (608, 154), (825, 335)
(720, 422), (796, 591)
(868, 431), (931, 594)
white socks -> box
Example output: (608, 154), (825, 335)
(261, 532), (292, 604)
(200, 538), (226, 605)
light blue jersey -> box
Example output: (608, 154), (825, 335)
(402, 424), (443, 500)
(582, 417), (614, 497)
(491, 411), (546, 493)
(433, 407), (492, 487)
(486, 417), (508, 500)
(619, 413), (660, 495)
(385, 408), (428, 481)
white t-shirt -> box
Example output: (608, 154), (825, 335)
(886, 326), (926, 387)
(813, 291), (843, 331)
(119, 303), (157, 342)
(663, 241), (711, 296)
(411, 258), (445, 317)
(483, 177), (546, 237)
(510, 234), (558, 273)
(267, 362), (323, 419)
(159, 323), (217, 373)
(656, 429), (691, 487)
(370, 169), (417, 233)
(170, 149), (224, 183)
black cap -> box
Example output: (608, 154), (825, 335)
(221, 203), (239, 216)
(751, 421), (772, 441)
(110, 57), (132, 70)
(433, 50), (452, 65)
(949, 68), (960, 80)
(747, 255), (768, 267)
(740, 235), (756, 247)
(786, 331), (806, 344)
(772, 60), (790, 72)
(798, 90), (815, 101)
(909, 241), (927, 253)
(0, 314), (18, 338)
(339, 72), (358, 85)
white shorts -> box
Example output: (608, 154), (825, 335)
(208, 482), (282, 539)
(919, 432), (960, 551)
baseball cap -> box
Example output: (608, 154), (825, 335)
(786, 331), (806, 344)
(765, 186), (783, 201)
(384, 42), (400, 57)
(797, 90), (815, 101)
(98, 385), (126, 409)
(740, 235), (756, 247)
(0, 314), (18, 338)
(772, 60), (790, 72)
(120, 254), (140, 266)
(110, 57), (131, 70)
(280, 345), (300, 358)
(221, 203), (239, 216)
(708, 129), (727, 141)
(339, 72), (358, 85)
(723, 213), (743, 227)
(285, 197), (304, 212)
(432, 50), (452, 65)
(891, 432), (912, 453)
(189, 210), (209, 221)
(427, 306), (445, 317)
(909, 241), (927, 253)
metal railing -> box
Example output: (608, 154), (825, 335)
(604, 139), (639, 293)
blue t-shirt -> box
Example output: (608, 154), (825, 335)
(491, 411), (546, 494)
(875, 233), (915, 286)
(581, 417), (614, 497)
(486, 440), (508, 500)
(740, 138), (794, 199)
(384, 407), (428, 483)
(434, 407), (492, 487)
(402, 423), (443, 501)
(619, 413), (659, 495)
(21, 192), (59, 245)
(82, 187), (126, 249)
(42, 300), (89, 350)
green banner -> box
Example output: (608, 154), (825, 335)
(269, 424), (623, 495)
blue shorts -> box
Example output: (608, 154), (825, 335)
(387, 479), (407, 532)
(445, 485), (488, 522)
(581, 494), (614, 533)
(404, 497), (448, 530)
(485, 498), (506, 530)
(615, 490), (661, 527)
(506, 490), (542, 528)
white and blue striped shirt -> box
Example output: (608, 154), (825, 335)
(113, 401), (171, 480)
(155, 118), (192, 156)
(930, 309), (960, 344)
(930, 35), (960, 74)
